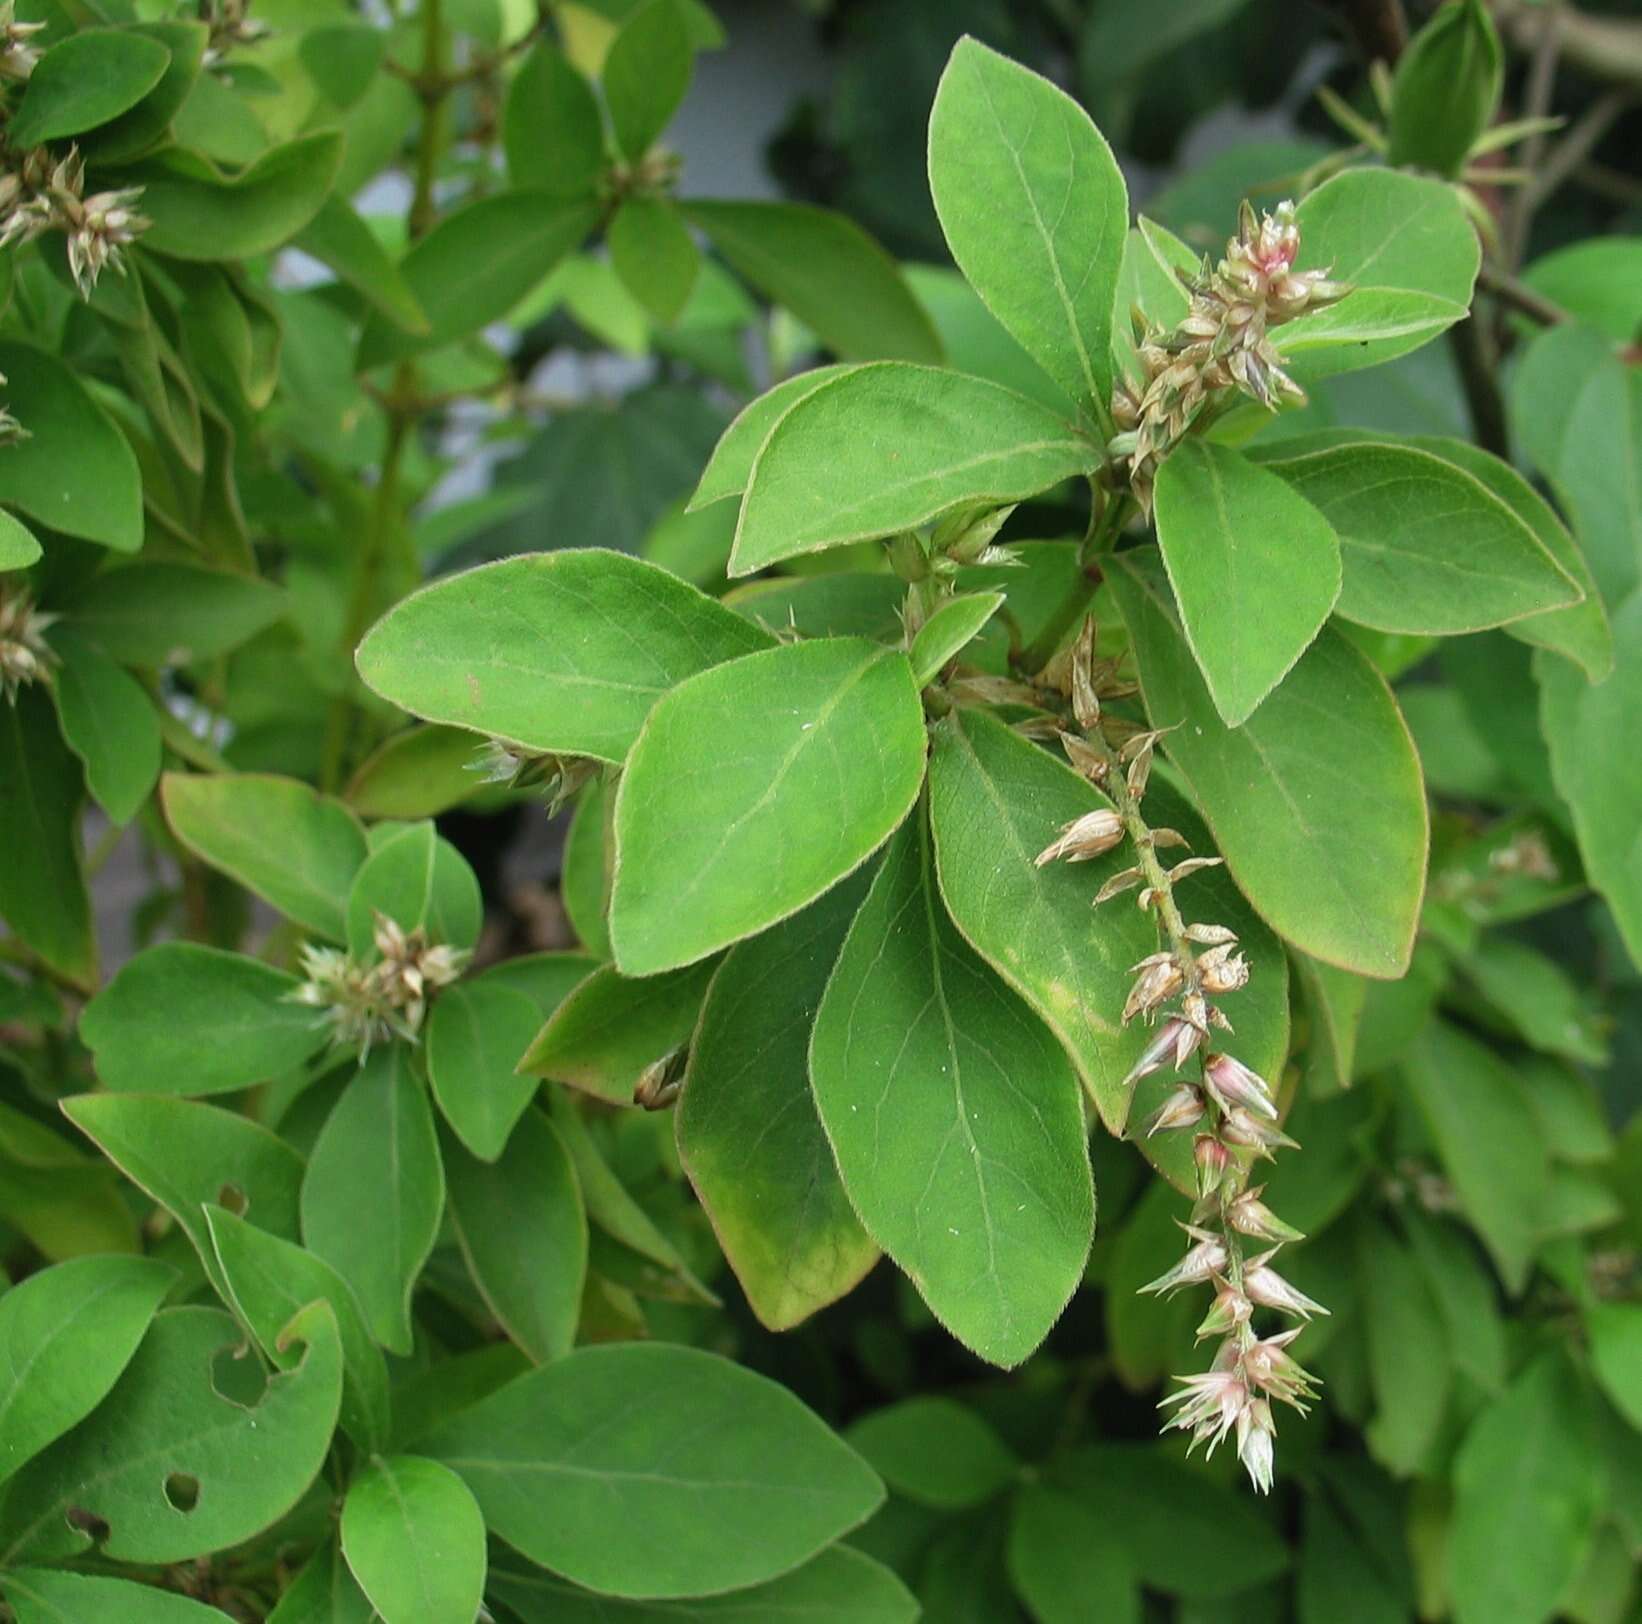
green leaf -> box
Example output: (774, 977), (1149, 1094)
(562, 779), (613, 957)
(520, 959), (714, 1104)
(1279, 170), (1480, 377)
(356, 549), (771, 763)
(1108, 549), (1427, 977)
(504, 42), (603, 197)
(1007, 1483), (1142, 1624)
(610, 636), (927, 975)
(0, 510), (40, 570)
(489, 1547), (918, 1623)
(0, 1103), (139, 1264)
(927, 36), (1127, 415)
(203, 1203), (390, 1454)
(134, 132), (345, 260)
(1155, 440), (1341, 724)
(689, 365), (859, 510)
(1521, 237), (1642, 343)
(421, 1342), (883, 1598)
(910, 592), (1003, 686)
(846, 1398), (1016, 1510)
(676, 872), (878, 1331)
(731, 364), (1092, 575)
(301, 1048), (443, 1355)
(1402, 1210), (1506, 1396)
(603, 0), (692, 161)
(0, 341), (142, 552)
(426, 981), (544, 1160)
(1401, 1021), (1549, 1291)
(1587, 1303), (1642, 1431)
(8, 28), (169, 145)
(292, 195), (428, 334)
(61, 1092), (305, 1297)
(80, 943), (327, 1096)
(345, 725), (486, 821)
(77, 20), (208, 165)
(2, 1570), (236, 1623)
(345, 821), (482, 954)
(357, 194), (598, 367)
(0, 1302), (342, 1565)
(46, 627), (160, 825)
(267, 1539), (376, 1624)
(927, 709), (1288, 1143)
(341, 1455), (486, 1624)
(473, 951), (599, 1017)
(610, 196), (700, 325)
(0, 687), (95, 987)
(64, 561), (287, 665)
(1251, 435), (1580, 635)
(0, 1254), (175, 1483)
(163, 771), (365, 941)
(1462, 937), (1608, 1066)
(1448, 1355), (1603, 1624)
(686, 201), (942, 364)
(443, 1111), (586, 1362)
(810, 810), (1093, 1367)
(1356, 1215), (1450, 1476)
(1538, 593), (1642, 971)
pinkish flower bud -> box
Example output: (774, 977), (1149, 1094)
(1227, 1187), (1305, 1244)
(1243, 1328), (1320, 1411)
(1139, 1224), (1226, 1297)
(1160, 1367), (1250, 1456)
(1193, 1133), (1231, 1199)
(1196, 1277), (1252, 1340)
(1220, 1107), (1299, 1160)
(1124, 1018), (1192, 1092)
(1202, 1052), (1277, 1120)
(1143, 1082), (1204, 1139)
(1244, 1252), (1329, 1320)
(1123, 955), (1184, 1024)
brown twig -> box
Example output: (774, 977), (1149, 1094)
(1477, 266), (1569, 326)
(1313, 0), (1408, 64)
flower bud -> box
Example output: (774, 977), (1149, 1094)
(1193, 1133), (1231, 1200)
(1227, 1187), (1305, 1244)
(1244, 1252), (1329, 1320)
(1220, 1107), (1299, 1160)
(1195, 1277), (1252, 1340)
(1235, 1396), (1276, 1494)
(1035, 807), (1124, 867)
(1143, 1081), (1204, 1139)
(1243, 1328), (1320, 1411)
(1387, 0), (1503, 178)
(1202, 1052), (1277, 1120)
(1197, 942), (1250, 996)
(1160, 1367), (1250, 1456)
(1123, 955), (1183, 1024)
(1139, 1224), (1226, 1297)
(1124, 1018), (1201, 1092)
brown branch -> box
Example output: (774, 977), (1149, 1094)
(1312, 0), (1408, 64)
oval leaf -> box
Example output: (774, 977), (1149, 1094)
(426, 980), (545, 1160)
(341, 1455), (487, 1624)
(47, 627), (161, 825)
(9, 29), (170, 146)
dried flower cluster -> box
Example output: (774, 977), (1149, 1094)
(1034, 617), (1323, 1493)
(288, 914), (466, 1056)
(0, 2), (42, 81)
(471, 738), (598, 815)
(0, 585), (54, 701)
(1110, 200), (1348, 508)
(0, 144), (149, 297)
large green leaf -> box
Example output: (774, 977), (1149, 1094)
(689, 365), (859, 511)
(266, 1540), (376, 1624)
(203, 1203), (389, 1454)
(0, 1254), (175, 1483)
(301, 1048), (444, 1355)
(426, 980), (545, 1159)
(443, 1112), (585, 1363)
(731, 363), (1093, 574)
(421, 1342), (883, 1598)
(0, 342), (142, 552)
(810, 811), (1094, 1367)
(341, 1455), (487, 1624)
(9, 28), (169, 145)
(1008, 1483), (1142, 1624)
(47, 627), (161, 825)
(162, 772), (367, 942)
(1448, 1355), (1603, 1624)
(64, 561), (287, 665)
(0, 1303), (341, 1565)
(1538, 593), (1642, 971)
(1251, 435), (1580, 635)
(0, 688), (96, 987)
(356, 549), (771, 763)
(1154, 440), (1341, 724)
(503, 42), (603, 197)
(603, 0), (692, 161)
(1108, 549), (1427, 977)
(676, 871), (879, 1330)
(927, 36), (1127, 416)
(80, 943), (327, 1096)
(610, 637), (926, 975)
(927, 709), (1288, 1142)
(686, 201), (942, 364)
(2, 1570), (237, 1623)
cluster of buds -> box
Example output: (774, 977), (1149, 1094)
(1109, 200), (1347, 509)
(288, 914), (466, 1057)
(0, 3), (42, 80)
(203, 0), (271, 65)
(0, 145), (150, 297)
(0, 585), (54, 701)
(470, 738), (598, 815)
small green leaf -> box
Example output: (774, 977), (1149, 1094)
(0, 510), (40, 570)
(1008, 1483), (1142, 1624)
(341, 1455), (487, 1624)
(266, 1539), (376, 1624)
(676, 872), (878, 1330)
(77, 20), (207, 165)
(610, 637), (927, 975)
(80, 943), (327, 1096)
(928, 36), (1127, 415)
(9, 29), (169, 145)
(204, 1203), (390, 1454)
(1356, 1215), (1451, 1476)
(603, 0), (692, 162)
(731, 364), (1092, 574)
(810, 810), (1093, 1367)
(472, 951), (599, 1017)
(1108, 549), (1427, 978)
(846, 1398), (1016, 1510)
(163, 772), (367, 942)
(1403, 1210), (1506, 1395)
(0, 342), (142, 552)
(443, 1112), (586, 1363)
(910, 592), (1003, 686)
(301, 1048), (444, 1355)
(1155, 440), (1341, 724)
(64, 561), (287, 665)
(686, 201), (942, 364)
(1521, 237), (1642, 343)
(610, 196), (700, 324)
(0, 1254), (175, 1483)
(2, 1570), (237, 1623)
(345, 821), (482, 954)
(345, 725), (487, 820)
(0, 1303), (342, 1565)
(561, 779), (613, 957)
(689, 365), (858, 510)
(422, 1342), (884, 1598)
(520, 959), (715, 1104)
(356, 549), (771, 763)
(1587, 1303), (1642, 1431)
(426, 981), (544, 1160)
(504, 42), (604, 197)
(46, 627), (160, 826)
